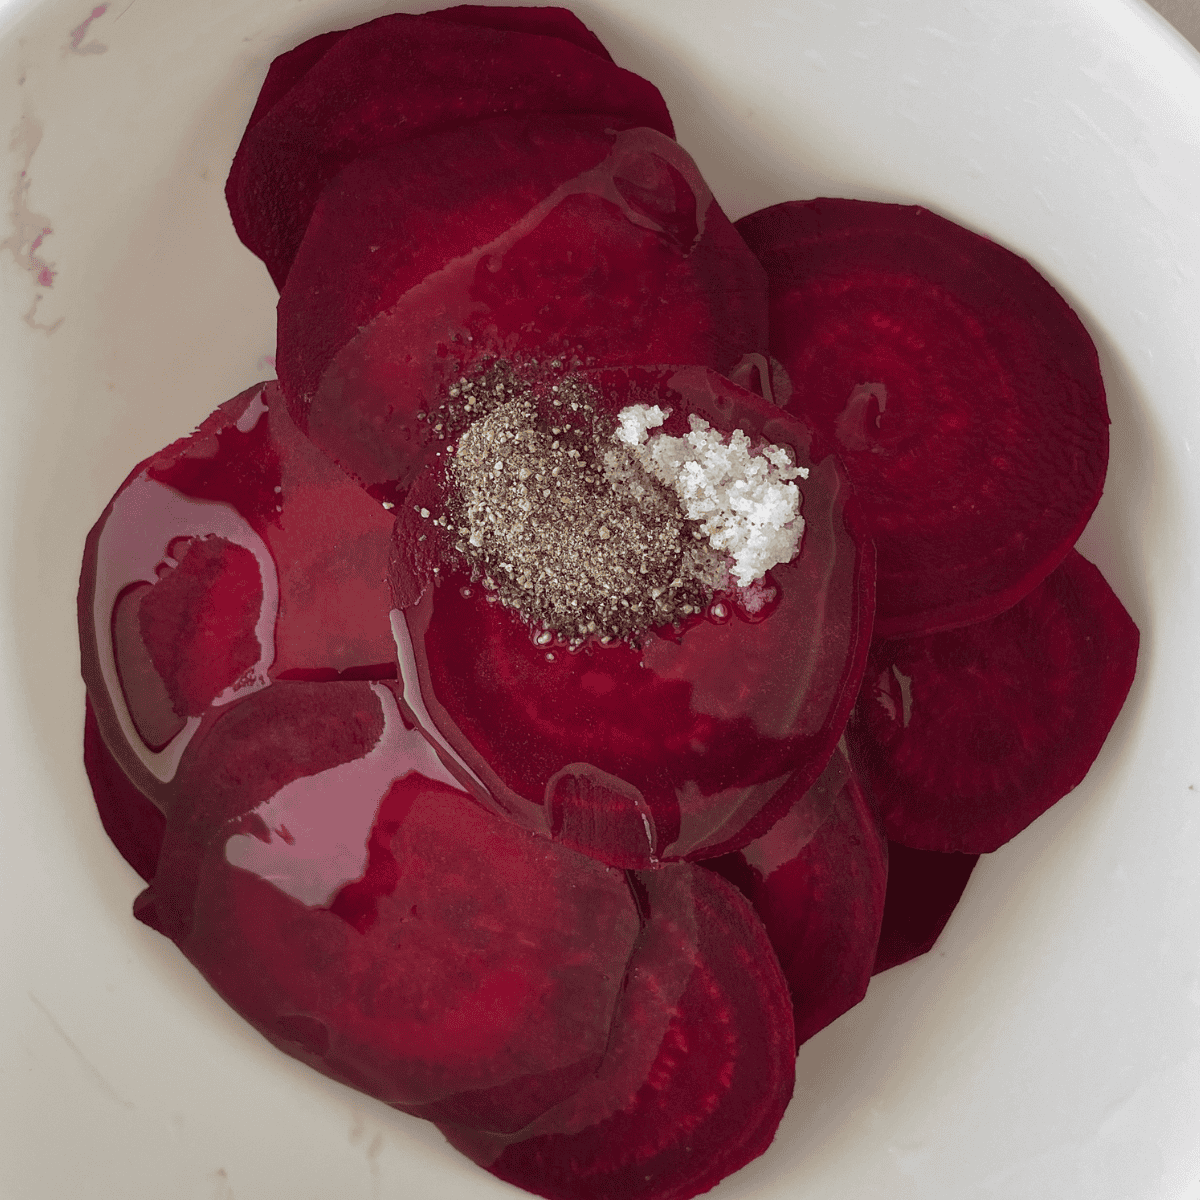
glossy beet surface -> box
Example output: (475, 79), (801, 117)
(227, 8), (673, 288)
(706, 747), (887, 1044)
(849, 550), (1139, 853)
(134, 679), (648, 1134)
(391, 365), (876, 868)
(441, 866), (796, 1200)
(737, 198), (1109, 638)
(78, 382), (397, 806)
(279, 124), (768, 502)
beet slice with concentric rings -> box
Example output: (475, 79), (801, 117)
(277, 114), (632, 409)
(872, 841), (979, 974)
(134, 679), (642, 1136)
(847, 549), (1138, 854)
(705, 745), (887, 1044)
(737, 198), (1109, 638)
(227, 11), (673, 288)
(390, 365), (874, 868)
(279, 124), (768, 503)
(441, 864), (796, 1200)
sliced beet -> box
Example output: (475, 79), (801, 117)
(872, 841), (979, 974)
(136, 535), (262, 717)
(235, 6), (614, 145)
(736, 198), (1109, 637)
(391, 366), (874, 868)
(441, 864), (796, 1200)
(277, 115), (628, 408)
(83, 698), (165, 883)
(136, 679), (641, 1135)
(706, 746), (887, 1045)
(78, 381), (397, 806)
(847, 549), (1138, 853)
(280, 124), (768, 501)
(226, 12), (673, 288)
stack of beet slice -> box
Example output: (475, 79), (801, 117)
(77, 8), (1139, 1200)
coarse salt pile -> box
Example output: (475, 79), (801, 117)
(612, 404), (807, 587)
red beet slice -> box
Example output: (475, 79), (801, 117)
(736, 198), (1109, 637)
(135, 679), (642, 1135)
(706, 746), (887, 1044)
(847, 550), (1138, 853)
(78, 381), (397, 807)
(83, 698), (165, 883)
(277, 115), (628, 408)
(227, 7), (615, 261)
(391, 366), (874, 868)
(226, 11), (673, 288)
(236, 6), (614, 144)
(280, 124), (768, 502)
(441, 865), (796, 1200)
(872, 841), (979, 974)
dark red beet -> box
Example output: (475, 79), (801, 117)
(737, 199), (1109, 637)
(391, 366), (874, 868)
(78, 381), (397, 806)
(428, 6), (615, 60)
(280, 124), (768, 501)
(83, 699), (165, 883)
(136, 535), (262, 717)
(441, 865), (796, 1200)
(848, 550), (1138, 853)
(277, 115), (628, 408)
(226, 7), (615, 260)
(236, 6), (614, 144)
(706, 746), (887, 1044)
(872, 842), (979, 974)
(136, 679), (642, 1135)
(226, 12), (673, 288)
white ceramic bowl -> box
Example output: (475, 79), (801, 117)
(2, 1), (1199, 1196)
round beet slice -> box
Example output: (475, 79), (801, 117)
(230, 5), (616, 157)
(847, 550), (1138, 854)
(441, 864), (796, 1200)
(78, 381), (398, 806)
(872, 841), (979, 974)
(737, 198), (1109, 638)
(226, 11), (674, 288)
(277, 115), (632, 409)
(706, 746), (887, 1045)
(282, 124), (768, 503)
(135, 679), (642, 1136)
(391, 365), (875, 868)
